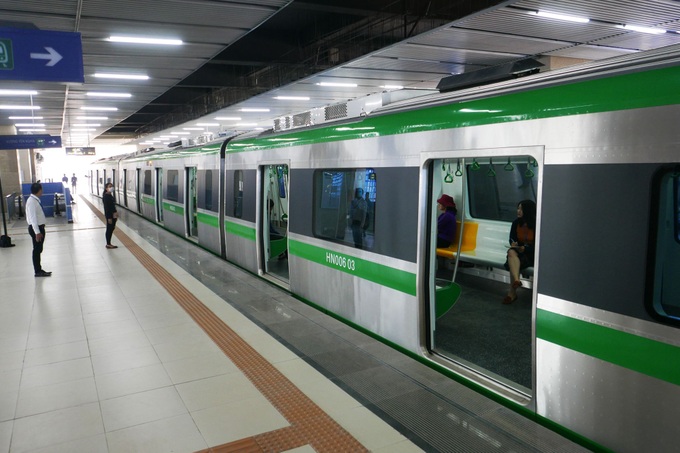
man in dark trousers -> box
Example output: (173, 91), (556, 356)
(26, 182), (51, 277)
(71, 173), (78, 194)
(103, 182), (118, 249)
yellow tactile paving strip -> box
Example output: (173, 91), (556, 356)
(83, 197), (368, 453)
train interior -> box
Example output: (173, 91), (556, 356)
(430, 155), (539, 393)
(262, 164), (290, 283)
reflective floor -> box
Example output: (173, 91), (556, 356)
(0, 196), (590, 452)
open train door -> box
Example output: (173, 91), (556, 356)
(424, 147), (542, 401)
(258, 163), (289, 285)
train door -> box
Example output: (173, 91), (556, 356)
(111, 169), (116, 199)
(123, 169), (128, 207)
(155, 168), (164, 223)
(96, 170), (100, 195)
(90, 170), (94, 194)
(259, 163), (289, 283)
(426, 149), (541, 397)
(185, 167), (198, 238)
(136, 169), (142, 214)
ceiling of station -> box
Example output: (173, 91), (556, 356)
(2, 0), (680, 149)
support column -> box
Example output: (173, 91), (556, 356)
(0, 125), (21, 196)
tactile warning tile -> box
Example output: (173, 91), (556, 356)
(82, 197), (367, 453)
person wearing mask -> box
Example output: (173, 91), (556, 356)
(26, 182), (51, 277)
(436, 194), (457, 248)
(103, 182), (118, 249)
(503, 200), (536, 304)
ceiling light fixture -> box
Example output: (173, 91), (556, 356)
(107, 36), (183, 45)
(183, 127), (204, 130)
(9, 116), (43, 120)
(214, 117), (241, 121)
(273, 96), (310, 101)
(316, 82), (358, 88)
(170, 131), (191, 135)
(236, 123), (258, 127)
(196, 123), (219, 126)
(71, 128), (97, 131)
(0, 105), (40, 110)
(14, 123), (45, 127)
(86, 92), (132, 98)
(531, 10), (590, 23)
(73, 123), (101, 127)
(380, 85), (404, 90)
(239, 108), (270, 112)
(620, 24), (667, 34)
(76, 116), (108, 120)
(81, 107), (118, 111)
(18, 128), (46, 132)
(0, 89), (39, 96)
(93, 73), (150, 80)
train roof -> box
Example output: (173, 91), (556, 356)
(223, 43), (680, 152)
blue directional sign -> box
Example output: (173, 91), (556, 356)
(0, 135), (62, 150)
(0, 28), (83, 83)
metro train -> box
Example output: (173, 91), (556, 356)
(91, 45), (680, 452)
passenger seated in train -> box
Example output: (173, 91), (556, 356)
(503, 200), (536, 304)
(436, 194), (457, 248)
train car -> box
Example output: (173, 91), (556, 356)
(91, 45), (680, 452)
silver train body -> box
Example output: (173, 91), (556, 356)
(92, 45), (680, 452)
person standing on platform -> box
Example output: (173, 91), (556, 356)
(26, 182), (51, 277)
(71, 173), (78, 195)
(62, 174), (68, 186)
(103, 182), (118, 249)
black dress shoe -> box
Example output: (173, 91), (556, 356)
(35, 270), (52, 277)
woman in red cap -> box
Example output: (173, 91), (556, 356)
(436, 194), (457, 248)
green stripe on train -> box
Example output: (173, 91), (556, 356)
(289, 240), (417, 296)
(142, 196), (155, 205)
(197, 212), (219, 228)
(228, 65), (680, 152)
(162, 202), (184, 215)
(537, 309), (680, 386)
(225, 221), (256, 241)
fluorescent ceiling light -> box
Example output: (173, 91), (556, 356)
(380, 85), (403, 90)
(9, 116), (43, 120)
(160, 135), (178, 138)
(532, 10), (590, 23)
(236, 123), (258, 127)
(0, 105), (40, 110)
(71, 128), (97, 131)
(81, 107), (118, 111)
(77, 116), (108, 120)
(14, 123), (45, 127)
(94, 73), (149, 80)
(0, 89), (38, 96)
(273, 96), (310, 101)
(73, 123), (101, 127)
(170, 131), (190, 135)
(239, 108), (270, 112)
(620, 24), (667, 34)
(87, 92), (132, 98)
(316, 82), (357, 88)
(107, 36), (183, 45)
(214, 117), (241, 121)
(183, 127), (204, 130)
(19, 128), (46, 132)
(196, 123), (219, 126)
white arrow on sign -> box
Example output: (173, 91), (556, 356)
(48, 140), (57, 144)
(30, 47), (63, 67)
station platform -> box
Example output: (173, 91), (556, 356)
(0, 196), (590, 453)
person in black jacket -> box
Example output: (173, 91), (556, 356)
(103, 183), (118, 249)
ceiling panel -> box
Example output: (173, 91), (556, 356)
(77, 19), (247, 44)
(346, 56), (463, 74)
(0, 12), (75, 32)
(594, 32), (680, 51)
(376, 43), (525, 66)
(409, 27), (572, 55)
(544, 44), (638, 60)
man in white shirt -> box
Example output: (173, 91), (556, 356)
(26, 182), (51, 277)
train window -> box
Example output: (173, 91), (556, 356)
(467, 158), (538, 222)
(234, 170), (243, 218)
(143, 170), (152, 195)
(650, 171), (680, 321)
(313, 168), (376, 251)
(166, 170), (179, 202)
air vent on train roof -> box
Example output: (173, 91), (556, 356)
(437, 58), (544, 93)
